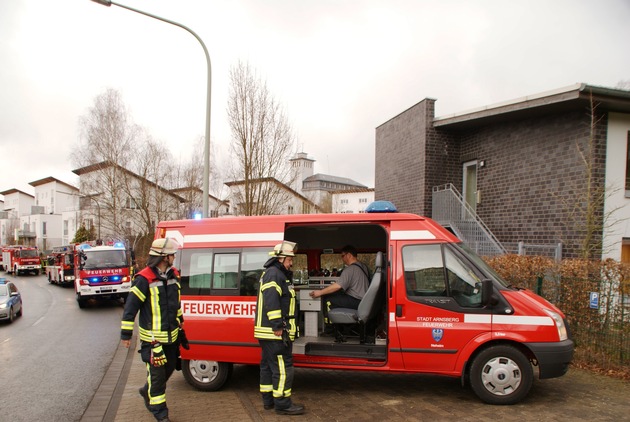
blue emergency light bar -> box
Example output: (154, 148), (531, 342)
(365, 200), (398, 213)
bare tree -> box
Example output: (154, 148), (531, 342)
(74, 89), (182, 249)
(74, 88), (139, 168)
(615, 79), (630, 90)
(227, 61), (297, 216)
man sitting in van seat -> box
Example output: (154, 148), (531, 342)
(309, 245), (370, 331)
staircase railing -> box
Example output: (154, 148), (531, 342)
(432, 184), (507, 256)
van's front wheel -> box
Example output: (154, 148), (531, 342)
(182, 359), (232, 391)
(469, 345), (533, 405)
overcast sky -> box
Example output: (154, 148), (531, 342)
(1, 0), (629, 198)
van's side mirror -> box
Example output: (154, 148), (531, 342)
(481, 279), (495, 307)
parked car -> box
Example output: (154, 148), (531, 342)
(0, 278), (22, 323)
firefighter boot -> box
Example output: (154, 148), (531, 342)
(275, 403), (305, 415)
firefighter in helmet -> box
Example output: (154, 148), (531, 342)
(254, 240), (305, 415)
(120, 237), (187, 422)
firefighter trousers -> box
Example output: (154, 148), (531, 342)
(258, 339), (295, 410)
(139, 341), (179, 421)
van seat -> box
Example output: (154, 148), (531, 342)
(327, 251), (385, 343)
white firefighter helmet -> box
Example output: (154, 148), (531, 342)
(269, 240), (297, 257)
(149, 237), (180, 256)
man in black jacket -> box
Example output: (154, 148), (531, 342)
(121, 237), (183, 422)
(254, 241), (305, 415)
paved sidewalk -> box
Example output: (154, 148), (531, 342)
(82, 333), (630, 422)
(81, 334), (260, 422)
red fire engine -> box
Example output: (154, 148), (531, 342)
(72, 241), (132, 308)
(1, 245), (41, 276)
(45, 245), (76, 286)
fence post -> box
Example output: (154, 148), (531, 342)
(518, 241), (524, 256)
(536, 276), (543, 296)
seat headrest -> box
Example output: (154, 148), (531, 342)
(375, 251), (383, 268)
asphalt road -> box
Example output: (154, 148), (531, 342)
(0, 273), (122, 422)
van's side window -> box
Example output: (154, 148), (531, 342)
(213, 253), (239, 289)
(403, 244), (446, 296)
(402, 244), (482, 307)
(187, 251), (213, 293)
(239, 250), (268, 296)
(179, 248), (268, 296)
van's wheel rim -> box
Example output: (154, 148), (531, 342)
(188, 360), (220, 384)
(480, 356), (522, 396)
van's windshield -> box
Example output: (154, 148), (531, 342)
(455, 243), (510, 288)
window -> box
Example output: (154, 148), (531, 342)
(402, 244), (482, 307)
(359, 198), (368, 203)
(179, 248), (269, 296)
(125, 197), (139, 209)
(288, 205), (295, 214)
(213, 253), (239, 289)
(341, 199), (348, 204)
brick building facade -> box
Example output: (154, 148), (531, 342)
(375, 84), (630, 260)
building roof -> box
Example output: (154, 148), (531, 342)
(303, 173), (367, 188)
(432, 83), (630, 130)
(225, 177), (321, 210)
(0, 188), (34, 198)
(169, 186), (224, 203)
(29, 176), (78, 191)
(72, 161), (186, 203)
(329, 187), (375, 195)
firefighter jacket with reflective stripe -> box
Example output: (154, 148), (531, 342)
(254, 258), (297, 341)
(121, 265), (183, 344)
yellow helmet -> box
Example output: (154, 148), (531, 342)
(149, 238), (180, 256)
(269, 241), (297, 257)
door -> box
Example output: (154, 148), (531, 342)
(463, 160), (478, 216)
(393, 242), (491, 372)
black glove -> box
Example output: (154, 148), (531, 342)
(150, 342), (167, 367)
(179, 328), (190, 350)
(281, 329), (291, 347)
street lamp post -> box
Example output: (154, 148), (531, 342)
(91, 0), (212, 218)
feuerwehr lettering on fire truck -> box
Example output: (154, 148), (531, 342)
(182, 300), (256, 318)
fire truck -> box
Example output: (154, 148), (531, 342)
(73, 241), (132, 308)
(45, 245), (76, 286)
(1, 245), (41, 276)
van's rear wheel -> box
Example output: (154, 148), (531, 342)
(182, 359), (232, 391)
(469, 345), (533, 405)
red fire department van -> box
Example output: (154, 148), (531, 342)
(156, 203), (574, 405)
(73, 242), (132, 308)
(2, 245), (41, 276)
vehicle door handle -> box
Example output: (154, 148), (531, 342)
(396, 304), (403, 317)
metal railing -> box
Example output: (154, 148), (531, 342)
(432, 184), (506, 256)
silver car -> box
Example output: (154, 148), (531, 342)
(0, 279), (22, 323)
